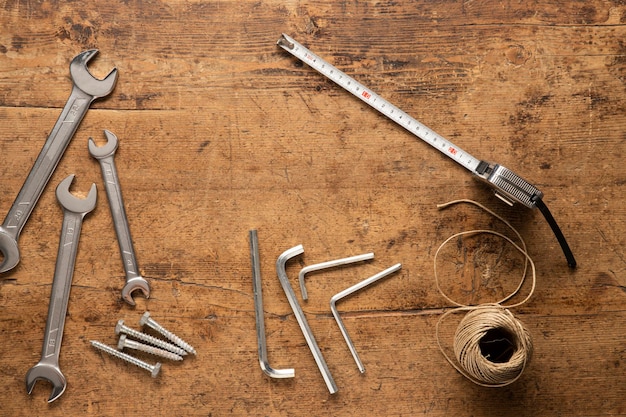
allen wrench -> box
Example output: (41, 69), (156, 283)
(249, 230), (295, 379)
(299, 253), (375, 301)
(276, 245), (338, 394)
(330, 263), (402, 373)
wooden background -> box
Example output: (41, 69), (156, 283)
(1, 1), (625, 415)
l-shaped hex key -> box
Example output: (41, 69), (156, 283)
(276, 245), (338, 394)
(298, 253), (375, 301)
(330, 263), (402, 373)
(249, 230), (295, 379)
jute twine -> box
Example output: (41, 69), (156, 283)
(434, 200), (536, 387)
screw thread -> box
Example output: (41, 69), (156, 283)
(116, 320), (187, 356)
(91, 340), (161, 378)
(141, 312), (196, 355)
(122, 338), (184, 361)
(150, 321), (197, 355)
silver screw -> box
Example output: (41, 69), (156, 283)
(118, 334), (184, 361)
(115, 319), (187, 357)
(140, 312), (197, 355)
(91, 340), (161, 378)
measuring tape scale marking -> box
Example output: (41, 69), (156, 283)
(277, 33), (576, 269)
(279, 34), (481, 173)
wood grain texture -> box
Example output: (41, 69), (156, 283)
(1, 0), (625, 415)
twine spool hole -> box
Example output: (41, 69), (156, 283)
(479, 328), (516, 363)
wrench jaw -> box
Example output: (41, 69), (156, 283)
(0, 228), (20, 274)
(121, 277), (151, 306)
(55, 175), (97, 215)
(25, 363), (67, 403)
(70, 49), (118, 99)
(88, 130), (119, 160)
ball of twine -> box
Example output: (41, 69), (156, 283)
(453, 305), (532, 386)
(434, 200), (536, 387)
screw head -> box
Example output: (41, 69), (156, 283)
(115, 319), (124, 335)
(139, 311), (151, 326)
(117, 334), (127, 350)
(151, 362), (162, 378)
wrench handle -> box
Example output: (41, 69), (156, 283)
(39, 211), (86, 365)
(98, 157), (141, 281)
(1, 87), (94, 240)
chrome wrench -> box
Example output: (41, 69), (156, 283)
(25, 175), (97, 402)
(0, 50), (117, 274)
(88, 130), (150, 306)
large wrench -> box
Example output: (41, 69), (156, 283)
(88, 130), (150, 305)
(0, 50), (117, 274)
(25, 175), (96, 403)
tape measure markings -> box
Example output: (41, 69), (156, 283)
(278, 33), (481, 173)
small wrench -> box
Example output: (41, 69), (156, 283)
(0, 50), (117, 274)
(25, 174), (96, 403)
(88, 130), (150, 305)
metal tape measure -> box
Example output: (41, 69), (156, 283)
(277, 33), (576, 268)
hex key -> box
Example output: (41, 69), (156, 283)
(276, 245), (338, 394)
(249, 230), (295, 379)
(330, 263), (402, 373)
(299, 253), (375, 301)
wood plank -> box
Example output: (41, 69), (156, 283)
(1, 0), (625, 415)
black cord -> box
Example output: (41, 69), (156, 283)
(532, 196), (577, 269)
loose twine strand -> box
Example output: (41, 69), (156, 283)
(434, 199), (536, 387)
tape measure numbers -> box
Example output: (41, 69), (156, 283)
(278, 34), (480, 174)
(277, 33), (576, 268)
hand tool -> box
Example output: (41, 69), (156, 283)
(88, 130), (149, 305)
(249, 229), (295, 379)
(298, 252), (375, 301)
(276, 245), (338, 394)
(0, 50), (117, 274)
(330, 263), (402, 373)
(277, 34), (576, 269)
(25, 175), (97, 402)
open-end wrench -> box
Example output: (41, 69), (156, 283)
(0, 50), (117, 274)
(25, 174), (96, 403)
(88, 130), (149, 305)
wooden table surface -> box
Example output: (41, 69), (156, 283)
(1, 1), (625, 415)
